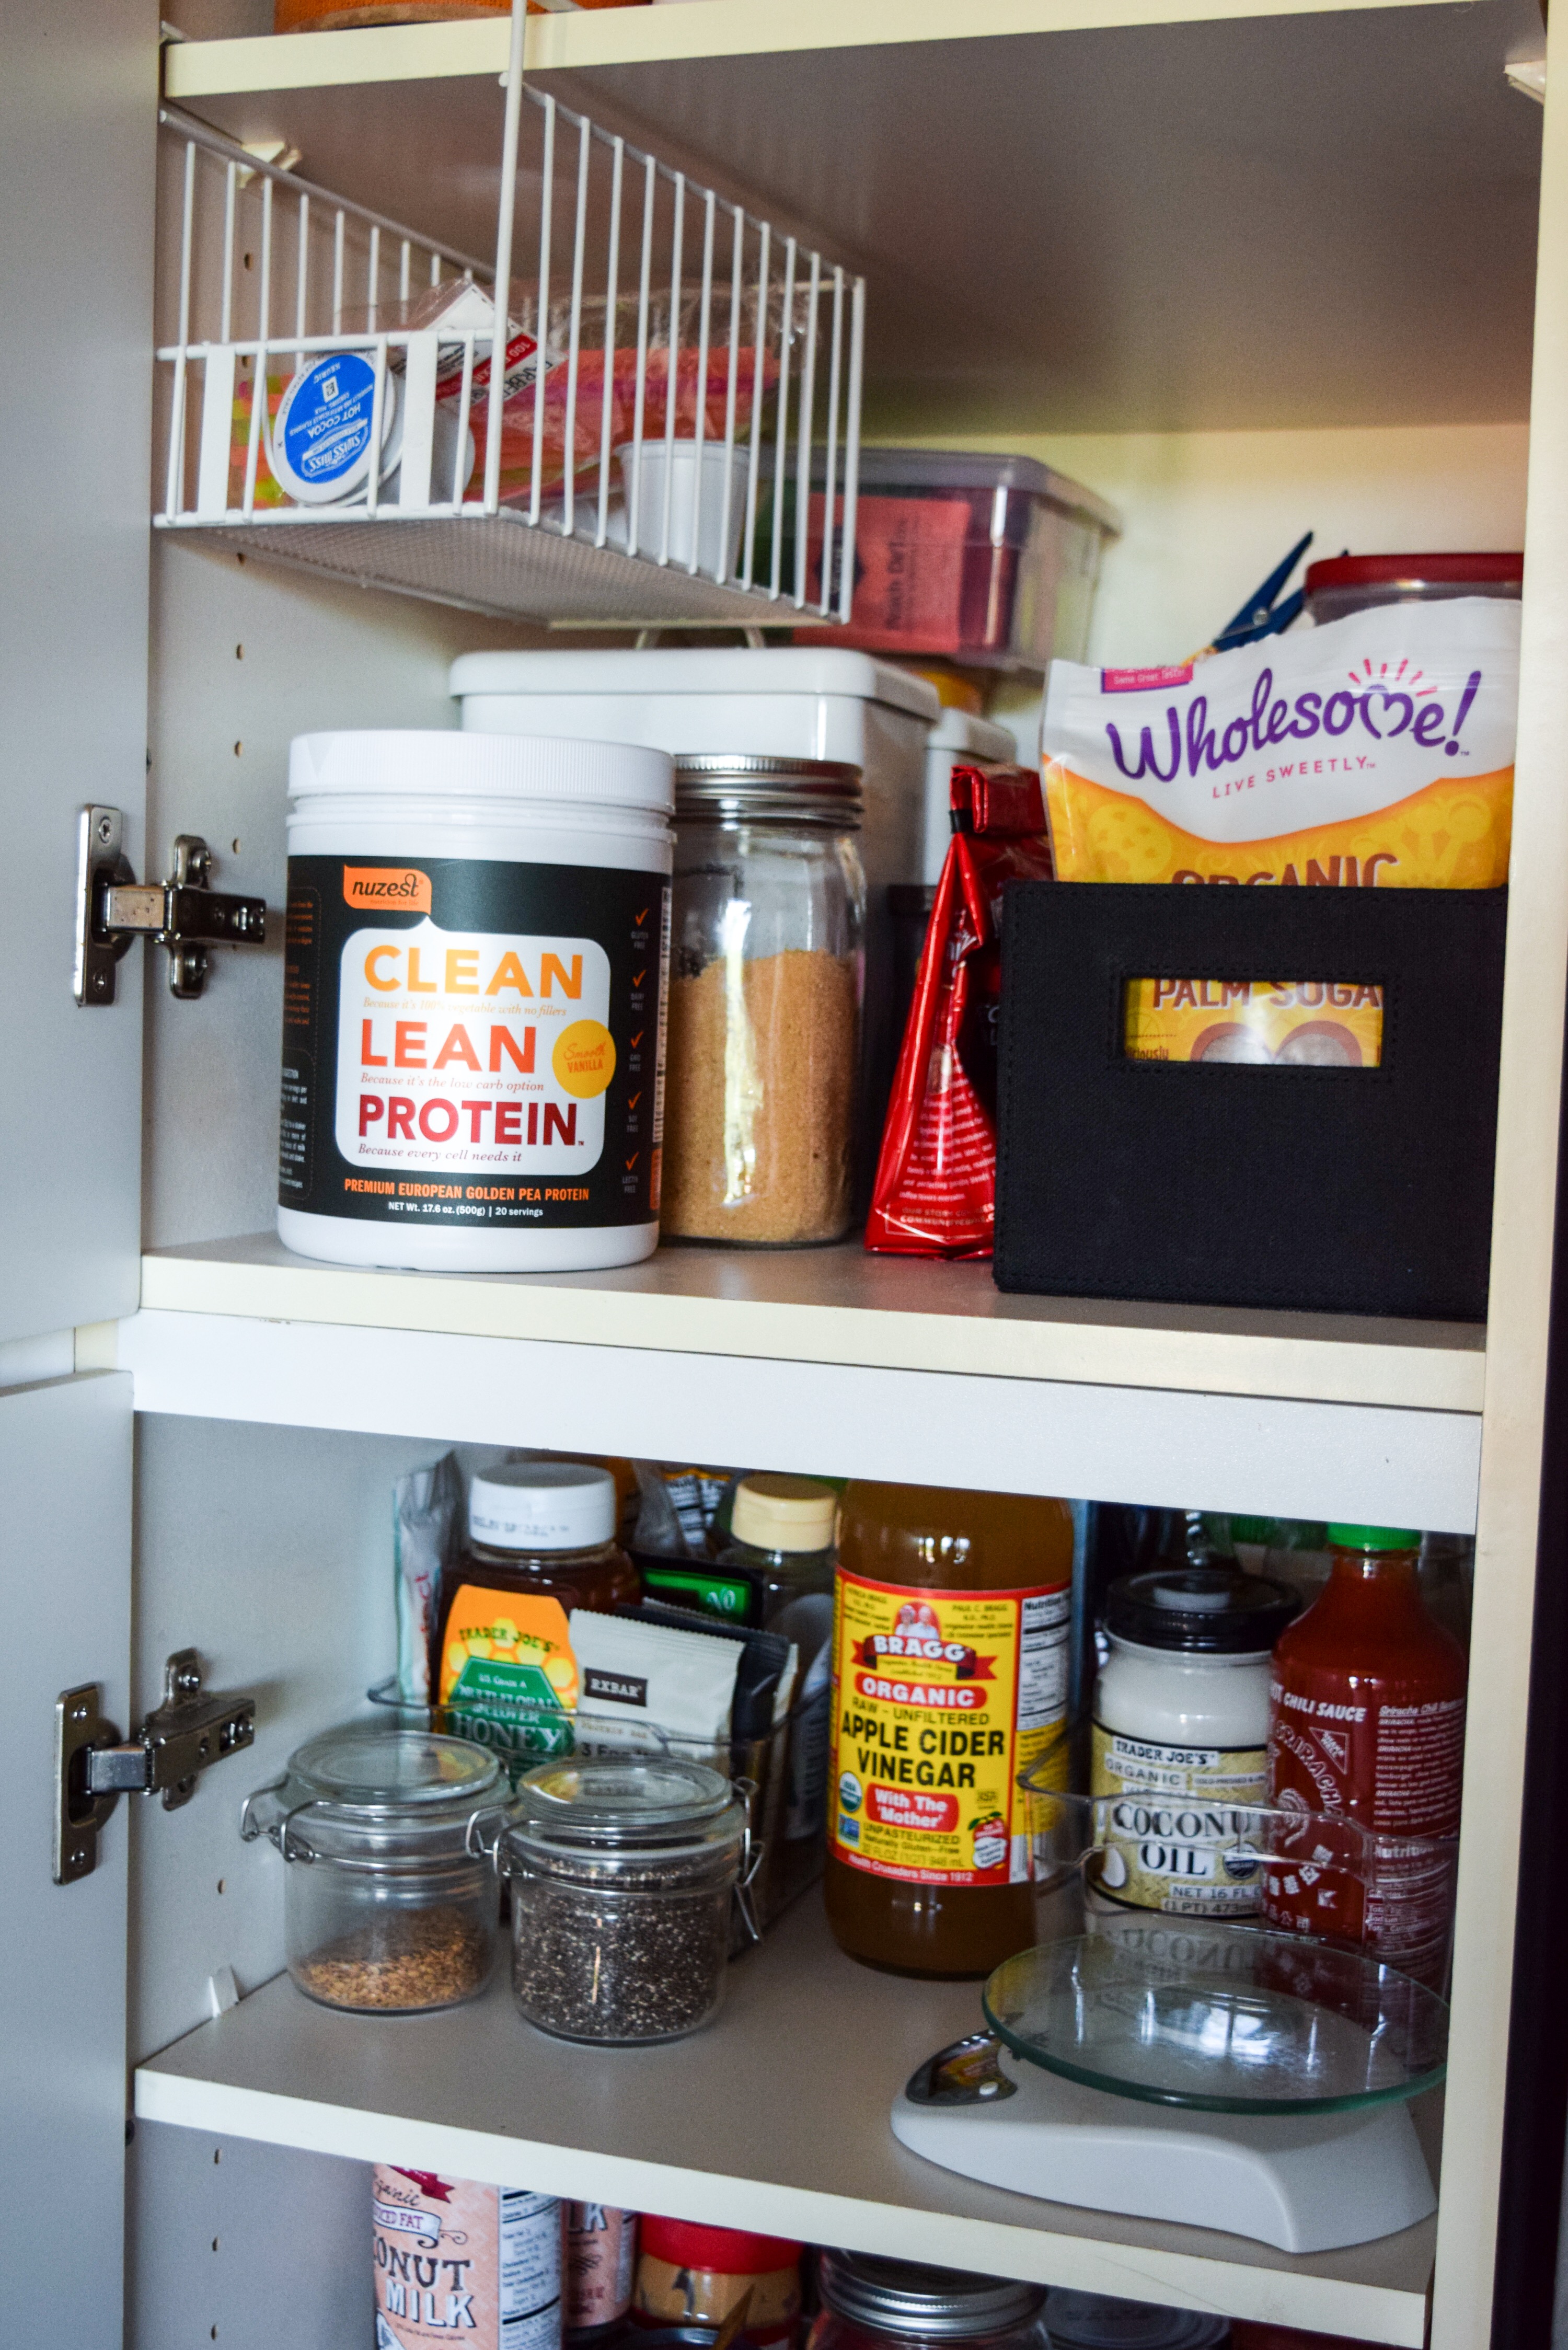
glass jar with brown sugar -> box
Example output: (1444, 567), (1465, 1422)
(662, 756), (865, 1248)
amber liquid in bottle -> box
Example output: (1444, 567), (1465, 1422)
(825, 1481), (1074, 1978)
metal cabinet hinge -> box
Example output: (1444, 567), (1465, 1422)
(74, 806), (266, 1004)
(53, 1650), (257, 1884)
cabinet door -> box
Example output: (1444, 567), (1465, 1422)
(0, 1374), (133, 2343)
(0, 0), (155, 1341)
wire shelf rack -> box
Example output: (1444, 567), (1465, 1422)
(153, 19), (864, 629)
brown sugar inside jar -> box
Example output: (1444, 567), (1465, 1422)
(825, 1481), (1075, 1979)
(662, 756), (865, 1248)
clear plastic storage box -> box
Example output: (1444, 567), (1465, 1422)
(795, 449), (1121, 672)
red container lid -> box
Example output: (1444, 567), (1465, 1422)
(639, 2218), (802, 2273)
(1304, 551), (1522, 595)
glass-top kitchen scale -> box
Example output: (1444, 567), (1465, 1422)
(891, 1917), (1446, 2253)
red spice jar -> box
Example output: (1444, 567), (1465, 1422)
(632, 2220), (801, 2348)
(808, 2252), (1047, 2350)
(1266, 1522), (1466, 1986)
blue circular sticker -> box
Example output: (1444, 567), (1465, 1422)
(272, 352), (384, 501)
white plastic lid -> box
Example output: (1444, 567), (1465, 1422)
(731, 1473), (838, 1553)
(468, 1460), (618, 1552)
(288, 730), (674, 814)
(447, 646), (942, 725)
(928, 707), (1018, 759)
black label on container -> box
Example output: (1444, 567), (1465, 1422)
(279, 854), (668, 1230)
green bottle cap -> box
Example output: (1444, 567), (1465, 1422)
(1327, 1523), (1421, 1550)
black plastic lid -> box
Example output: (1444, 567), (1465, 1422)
(1104, 1567), (1299, 1655)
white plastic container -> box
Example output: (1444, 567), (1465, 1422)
(922, 706), (1019, 883)
(614, 439), (751, 575)
(448, 648), (940, 1186)
(278, 730), (673, 1273)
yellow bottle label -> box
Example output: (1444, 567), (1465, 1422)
(829, 1573), (1069, 1887)
(1090, 1723), (1268, 1916)
(438, 1586), (579, 1713)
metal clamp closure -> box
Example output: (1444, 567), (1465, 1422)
(75, 808), (266, 1004)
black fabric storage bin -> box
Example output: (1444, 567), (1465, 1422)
(994, 883), (1506, 1320)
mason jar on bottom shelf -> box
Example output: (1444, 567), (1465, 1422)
(241, 1725), (507, 2014)
(502, 1757), (747, 2043)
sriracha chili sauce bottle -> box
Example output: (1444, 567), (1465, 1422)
(1265, 1523), (1466, 1987)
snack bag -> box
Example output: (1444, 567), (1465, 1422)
(1042, 598), (1520, 888)
(866, 766), (1054, 1258)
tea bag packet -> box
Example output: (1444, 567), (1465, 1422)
(572, 1611), (742, 1759)
(393, 1451), (462, 1703)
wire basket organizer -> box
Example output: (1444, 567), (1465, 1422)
(154, 16), (865, 628)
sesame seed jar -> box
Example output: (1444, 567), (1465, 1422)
(240, 1726), (508, 2014)
(502, 1757), (746, 2043)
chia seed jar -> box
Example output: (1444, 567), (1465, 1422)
(502, 1757), (745, 2043)
(240, 1725), (506, 2013)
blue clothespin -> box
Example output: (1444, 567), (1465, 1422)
(1206, 532), (1313, 653)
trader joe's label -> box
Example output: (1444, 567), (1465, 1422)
(1090, 1725), (1268, 1916)
(829, 1575), (1068, 1886)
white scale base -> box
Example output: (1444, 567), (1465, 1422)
(891, 2052), (1436, 2253)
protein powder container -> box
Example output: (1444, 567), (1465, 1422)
(1091, 1562), (1299, 1919)
(279, 731), (672, 1271)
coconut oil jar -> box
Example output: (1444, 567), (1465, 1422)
(1090, 1565), (1298, 1919)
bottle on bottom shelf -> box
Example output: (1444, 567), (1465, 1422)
(373, 2170), (563, 2350)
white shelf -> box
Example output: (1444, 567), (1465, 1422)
(162, 0), (1466, 93)
(106, 1235), (1485, 1526)
(134, 1894), (1437, 2345)
(162, 0), (1542, 434)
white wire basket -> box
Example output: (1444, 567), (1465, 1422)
(153, 26), (864, 628)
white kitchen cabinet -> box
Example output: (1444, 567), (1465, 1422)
(7, 0), (1566, 2342)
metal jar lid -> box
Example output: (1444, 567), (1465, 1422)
(674, 754), (863, 826)
(817, 2252), (1046, 2339)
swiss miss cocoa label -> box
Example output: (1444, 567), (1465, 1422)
(281, 857), (669, 1230)
(829, 1575), (1069, 1886)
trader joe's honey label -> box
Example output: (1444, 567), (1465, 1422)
(829, 1576), (1069, 1886)
(438, 1589), (579, 1713)
(1090, 1725), (1269, 1916)
(1123, 978), (1384, 1067)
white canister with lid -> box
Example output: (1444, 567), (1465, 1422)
(1090, 1566), (1299, 1919)
(278, 730), (672, 1272)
